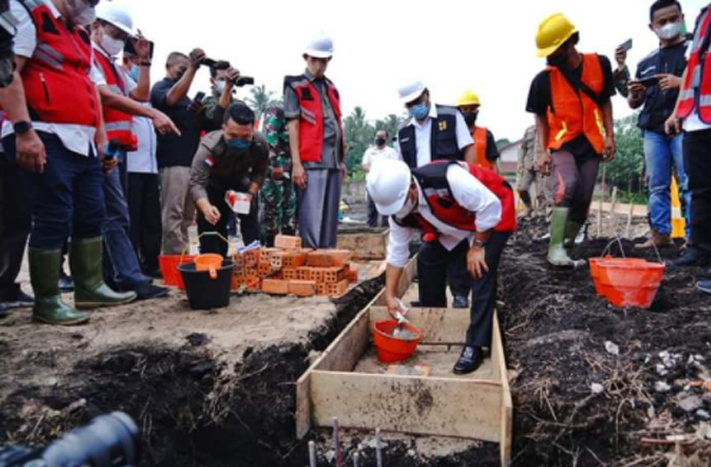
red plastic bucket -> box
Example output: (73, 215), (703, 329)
(159, 255), (196, 289)
(373, 320), (422, 364)
(597, 259), (665, 308)
(591, 257), (646, 298)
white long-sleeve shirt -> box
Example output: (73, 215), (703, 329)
(386, 164), (502, 268)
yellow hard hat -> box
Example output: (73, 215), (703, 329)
(456, 90), (481, 107)
(535, 13), (578, 58)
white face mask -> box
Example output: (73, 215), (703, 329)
(66, 0), (96, 26)
(214, 80), (226, 95)
(102, 33), (125, 57)
(395, 194), (417, 220)
(655, 21), (683, 41)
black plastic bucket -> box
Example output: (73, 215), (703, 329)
(179, 260), (234, 310)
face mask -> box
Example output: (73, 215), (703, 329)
(102, 33), (125, 57)
(463, 111), (478, 127)
(66, 0), (96, 26)
(547, 52), (567, 68)
(128, 65), (140, 83)
(655, 21), (683, 41)
(395, 194), (417, 220)
(408, 103), (430, 121)
(375, 137), (387, 147)
(214, 80), (226, 95)
(226, 138), (252, 152)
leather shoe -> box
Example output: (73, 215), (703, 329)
(668, 246), (711, 268)
(131, 282), (169, 301)
(698, 279), (711, 295)
(453, 346), (484, 375)
(452, 296), (469, 309)
(58, 274), (74, 293)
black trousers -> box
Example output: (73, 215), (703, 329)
(197, 186), (259, 257)
(367, 198), (387, 228)
(418, 232), (511, 347)
(127, 172), (162, 272)
(684, 129), (711, 253)
(447, 245), (471, 299)
(0, 153), (31, 301)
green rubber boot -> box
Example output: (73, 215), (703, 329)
(547, 208), (585, 268)
(564, 221), (584, 248)
(70, 237), (137, 310)
(29, 249), (90, 326)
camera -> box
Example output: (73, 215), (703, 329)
(0, 412), (140, 467)
(201, 58), (254, 87)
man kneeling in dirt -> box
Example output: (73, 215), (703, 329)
(367, 159), (516, 375)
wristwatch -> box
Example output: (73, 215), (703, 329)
(13, 121), (33, 135)
(472, 239), (487, 249)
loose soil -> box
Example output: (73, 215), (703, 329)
(1, 218), (710, 466)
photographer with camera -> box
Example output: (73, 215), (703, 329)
(198, 59), (240, 133)
(151, 48), (205, 255)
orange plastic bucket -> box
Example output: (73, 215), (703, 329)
(598, 259), (665, 308)
(195, 254), (223, 280)
(373, 320), (422, 364)
(159, 255), (196, 288)
(591, 257), (646, 298)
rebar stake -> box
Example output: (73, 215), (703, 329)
(333, 417), (342, 467)
(375, 428), (383, 467)
(308, 440), (317, 467)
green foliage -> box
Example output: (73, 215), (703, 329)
(344, 107), (406, 179)
(247, 85), (278, 120)
(496, 138), (511, 148)
(604, 114), (645, 193)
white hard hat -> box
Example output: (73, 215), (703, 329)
(366, 160), (413, 216)
(96, 2), (136, 37)
(304, 35), (334, 59)
(398, 80), (426, 105)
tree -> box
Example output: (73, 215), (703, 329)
(605, 114), (645, 193)
(246, 85), (277, 120)
(344, 106), (375, 177)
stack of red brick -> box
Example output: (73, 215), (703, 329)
(232, 235), (359, 297)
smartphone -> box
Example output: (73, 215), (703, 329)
(618, 38), (633, 53)
(637, 76), (660, 87)
(194, 91), (206, 103)
(123, 40), (154, 60)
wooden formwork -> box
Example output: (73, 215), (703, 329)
(296, 258), (513, 466)
(336, 228), (389, 261)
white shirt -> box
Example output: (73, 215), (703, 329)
(3, 0), (106, 157)
(362, 145), (399, 168)
(397, 105), (473, 168)
(386, 164), (502, 268)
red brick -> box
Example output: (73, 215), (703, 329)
(317, 282), (329, 296)
(324, 249), (353, 267)
(328, 279), (350, 296)
(283, 268), (297, 281)
(275, 235), (302, 250)
(310, 268), (327, 284)
(289, 280), (316, 297)
(296, 267), (312, 281)
(258, 263), (272, 275)
(323, 266), (346, 284)
(283, 252), (306, 269)
(306, 251), (332, 267)
(347, 269), (359, 283)
(270, 252), (285, 269)
(262, 279), (289, 295)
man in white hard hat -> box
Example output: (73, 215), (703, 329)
(397, 80), (476, 310)
(283, 34), (345, 248)
(90, 2), (177, 301)
(368, 159), (516, 374)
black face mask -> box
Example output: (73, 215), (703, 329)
(463, 111), (478, 127)
(375, 137), (387, 147)
(546, 52), (568, 68)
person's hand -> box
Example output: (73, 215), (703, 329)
(16, 129), (47, 173)
(535, 151), (552, 175)
(627, 81), (646, 99)
(615, 46), (627, 68)
(189, 48), (206, 70)
(293, 162), (307, 189)
(202, 204), (221, 225)
(467, 245), (489, 280)
(657, 74), (682, 92)
(665, 114), (682, 135)
(133, 31), (151, 61)
(151, 109), (181, 136)
(225, 67), (240, 87)
(602, 136), (616, 162)
(103, 156), (118, 173)
(385, 294), (405, 321)
(188, 98), (204, 113)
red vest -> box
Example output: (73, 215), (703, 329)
(94, 50), (137, 150)
(472, 126), (494, 170)
(678, 6), (711, 124)
(284, 75), (344, 163)
(20, 2), (99, 127)
(546, 54), (606, 154)
(396, 161), (517, 238)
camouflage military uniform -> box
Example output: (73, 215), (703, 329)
(259, 105), (297, 246)
(517, 125), (552, 215)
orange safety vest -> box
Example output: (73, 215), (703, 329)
(678, 6), (711, 124)
(471, 126), (494, 170)
(18, 1), (99, 128)
(283, 75), (344, 163)
(546, 53), (606, 154)
(94, 51), (137, 151)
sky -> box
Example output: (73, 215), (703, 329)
(120, 0), (709, 142)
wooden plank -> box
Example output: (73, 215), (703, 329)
(369, 306), (469, 345)
(315, 303), (374, 373)
(295, 371), (311, 439)
(493, 315), (513, 467)
(310, 370), (503, 442)
(337, 229), (389, 260)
